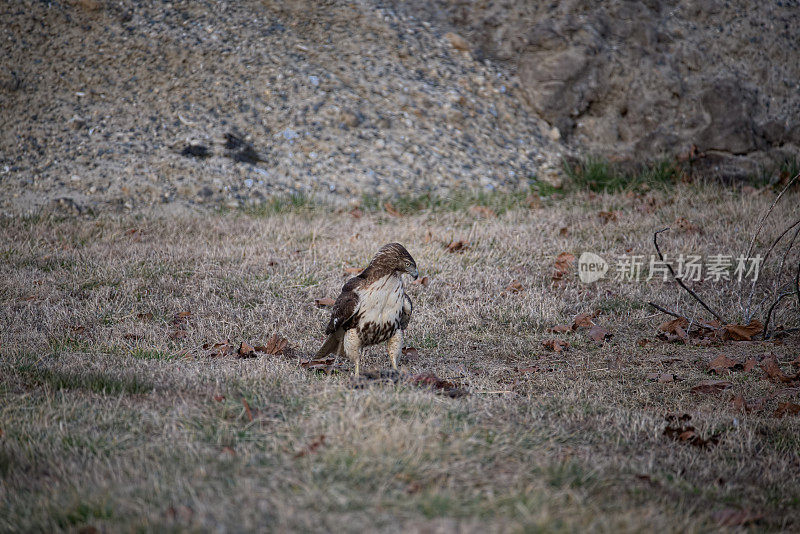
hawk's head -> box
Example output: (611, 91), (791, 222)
(371, 243), (418, 279)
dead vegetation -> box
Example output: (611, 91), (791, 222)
(1, 183), (799, 531)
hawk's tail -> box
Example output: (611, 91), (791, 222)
(315, 329), (344, 359)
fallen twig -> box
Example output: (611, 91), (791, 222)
(647, 301), (717, 330)
(653, 228), (724, 323)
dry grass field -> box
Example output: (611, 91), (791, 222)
(2, 183), (799, 532)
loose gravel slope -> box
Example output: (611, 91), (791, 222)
(1, 0), (563, 216)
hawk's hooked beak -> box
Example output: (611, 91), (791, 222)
(408, 266), (419, 280)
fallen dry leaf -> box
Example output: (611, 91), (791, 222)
(383, 202), (401, 217)
(526, 194), (542, 209)
(760, 356), (799, 383)
(411, 275), (429, 287)
(558, 227), (569, 236)
(663, 414), (720, 448)
(707, 354), (740, 374)
(637, 338), (651, 347)
(469, 205), (496, 218)
(407, 373), (468, 398)
(136, 312), (153, 321)
(254, 333), (288, 356)
(647, 372), (677, 383)
(314, 297), (336, 307)
(598, 210), (618, 224)
(213, 395), (225, 402)
(691, 380), (733, 394)
(294, 435), (326, 458)
(743, 357), (758, 372)
(71, 325), (86, 334)
(542, 338), (569, 352)
(549, 324), (571, 334)
(169, 329), (188, 340)
(242, 398), (254, 421)
(659, 317), (689, 334)
(723, 320), (763, 341)
(171, 311), (192, 325)
(553, 252), (576, 280)
(205, 341), (234, 358)
(237, 341), (255, 358)
(587, 324), (612, 343)
(572, 311), (598, 329)
(504, 279), (524, 293)
(730, 394), (767, 413)
(731, 394), (747, 412)
(445, 240), (469, 253)
(774, 401), (800, 417)
(349, 207), (363, 219)
(674, 217), (702, 234)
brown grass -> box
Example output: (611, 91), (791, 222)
(1, 184), (799, 532)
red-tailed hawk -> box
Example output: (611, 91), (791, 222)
(316, 243), (418, 375)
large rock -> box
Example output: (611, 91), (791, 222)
(518, 47), (597, 135)
(696, 79), (757, 155)
(391, 0), (800, 177)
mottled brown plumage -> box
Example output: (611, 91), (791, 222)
(316, 243), (417, 374)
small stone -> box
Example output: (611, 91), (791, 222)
(340, 110), (362, 128)
(445, 32), (470, 52)
(68, 115), (86, 130)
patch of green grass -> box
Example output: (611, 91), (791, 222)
(564, 156), (682, 192)
(129, 348), (178, 361)
(296, 273), (318, 287)
(0, 447), (12, 477)
(16, 364), (153, 395)
(55, 500), (113, 529)
(545, 460), (598, 490)
(419, 493), (460, 518)
(49, 336), (91, 353)
(238, 192), (315, 216)
(596, 295), (647, 314)
(362, 187), (548, 216)
(754, 156), (800, 187)
(779, 156), (800, 181)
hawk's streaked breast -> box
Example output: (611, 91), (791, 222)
(354, 273), (405, 346)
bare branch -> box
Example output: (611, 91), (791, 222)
(647, 301), (717, 330)
(774, 222), (800, 295)
(763, 291), (795, 340)
(743, 172), (800, 321)
(653, 228), (725, 323)
(796, 260), (800, 312)
(743, 172), (799, 261)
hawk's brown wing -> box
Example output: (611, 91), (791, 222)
(324, 277), (363, 335)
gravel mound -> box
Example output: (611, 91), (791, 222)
(0, 0), (563, 216)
